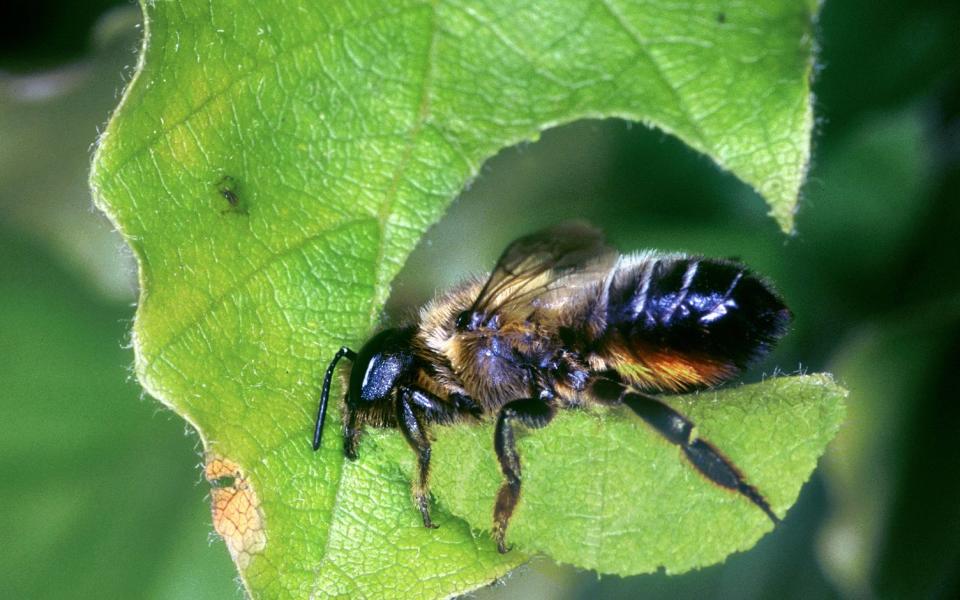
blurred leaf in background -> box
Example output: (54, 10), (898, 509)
(820, 304), (960, 598)
(0, 0), (125, 71)
(0, 5), (140, 301)
(0, 230), (239, 599)
(0, 4), (238, 599)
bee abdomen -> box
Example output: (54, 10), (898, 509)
(605, 256), (791, 373)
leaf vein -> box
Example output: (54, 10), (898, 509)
(143, 217), (377, 368)
(596, 0), (711, 152)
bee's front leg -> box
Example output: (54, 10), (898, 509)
(450, 392), (483, 418)
(342, 399), (364, 460)
(493, 396), (556, 553)
(396, 388), (441, 529)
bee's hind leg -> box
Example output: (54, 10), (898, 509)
(589, 376), (779, 524)
(493, 396), (557, 553)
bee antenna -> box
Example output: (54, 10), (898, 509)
(313, 346), (357, 451)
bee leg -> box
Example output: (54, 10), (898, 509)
(590, 377), (779, 523)
(493, 397), (556, 553)
(450, 392), (483, 418)
(397, 389), (439, 529)
(342, 400), (364, 461)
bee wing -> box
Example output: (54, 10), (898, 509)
(470, 222), (618, 319)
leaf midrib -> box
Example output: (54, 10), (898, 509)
(370, 0), (439, 323)
(597, 0), (710, 152)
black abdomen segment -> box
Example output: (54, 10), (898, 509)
(606, 256), (791, 370)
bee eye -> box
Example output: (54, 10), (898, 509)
(455, 311), (472, 331)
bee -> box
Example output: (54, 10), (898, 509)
(311, 223), (791, 552)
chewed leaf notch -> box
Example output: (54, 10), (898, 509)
(205, 456), (266, 570)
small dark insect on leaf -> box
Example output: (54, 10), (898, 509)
(717, 12), (727, 24)
(216, 174), (246, 214)
(210, 475), (238, 488)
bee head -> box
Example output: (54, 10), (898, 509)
(347, 327), (415, 408)
(312, 327), (417, 456)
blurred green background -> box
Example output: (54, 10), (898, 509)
(2, 1), (958, 598)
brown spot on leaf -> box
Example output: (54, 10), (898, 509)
(204, 455), (266, 569)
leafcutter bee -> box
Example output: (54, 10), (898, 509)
(312, 223), (791, 552)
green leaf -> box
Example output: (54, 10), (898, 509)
(90, 0), (823, 597)
(819, 299), (960, 597)
(391, 375), (846, 575)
